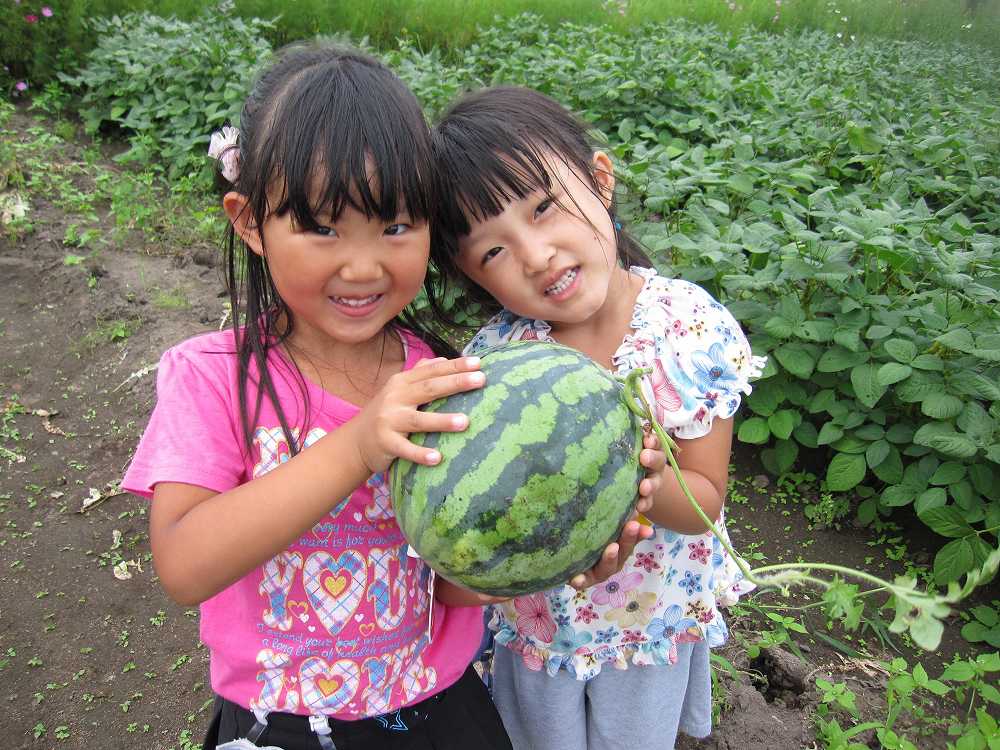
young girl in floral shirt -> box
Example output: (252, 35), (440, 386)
(431, 87), (765, 749)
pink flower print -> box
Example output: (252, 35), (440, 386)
(41, 6), (53, 16)
(575, 603), (599, 624)
(649, 359), (682, 421)
(671, 319), (687, 337)
(633, 551), (661, 573)
(688, 540), (711, 565)
(591, 570), (643, 608)
(519, 329), (538, 341)
(514, 593), (557, 643)
(521, 648), (544, 672)
(621, 628), (645, 644)
(605, 591), (658, 629)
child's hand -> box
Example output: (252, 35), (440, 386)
(568, 518), (654, 591)
(353, 356), (484, 473)
(636, 432), (667, 516)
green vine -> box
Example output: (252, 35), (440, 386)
(620, 367), (1000, 651)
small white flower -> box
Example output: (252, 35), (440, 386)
(208, 125), (241, 183)
(836, 31), (843, 38)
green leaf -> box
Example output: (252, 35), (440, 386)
(816, 346), (868, 373)
(940, 661), (976, 682)
(958, 402), (995, 443)
(915, 487), (947, 514)
(826, 453), (867, 492)
(884, 338), (917, 363)
(747, 380), (783, 417)
(885, 424), (915, 444)
(949, 371), (1000, 401)
(969, 465), (995, 496)
(774, 344), (816, 379)
(851, 364), (887, 408)
(872, 446), (904, 484)
(818, 422), (844, 446)
(929, 434), (979, 459)
(738, 417), (771, 445)
(934, 538), (974, 585)
(793, 421), (819, 449)
(921, 393), (964, 420)
(877, 362), (912, 386)
(910, 354), (944, 372)
(866, 325), (893, 340)
(936, 328), (976, 354)
(866, 439), (891, 469)
(881, 484), (915, 507)
(919, 506), (975, 538)
(767, 410), (797, 441)
(930, 462), (967, 486)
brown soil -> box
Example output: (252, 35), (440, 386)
(1, 110), (995, 750)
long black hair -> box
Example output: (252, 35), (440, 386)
(431, 85), (653, 323)
(217, 43), (456, 456)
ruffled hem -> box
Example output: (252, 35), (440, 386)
(489, 607), (732, 681)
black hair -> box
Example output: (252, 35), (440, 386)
(217, 43), (456, 457)
(430, 85), (653, 323)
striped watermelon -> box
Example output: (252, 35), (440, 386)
(390, 341), (644, 597)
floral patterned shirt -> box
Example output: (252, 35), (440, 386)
(463, 266), (766, 680)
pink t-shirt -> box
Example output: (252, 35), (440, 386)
(123, 328), (482, 720)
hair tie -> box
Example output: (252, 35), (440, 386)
(208, 125), (240, 183)
(613, 220), (622, 231)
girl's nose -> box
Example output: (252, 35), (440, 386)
(518, 242), (555, 275)
(339, 255), (384, 282)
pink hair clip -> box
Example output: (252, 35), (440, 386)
(208, 126), (240, 183)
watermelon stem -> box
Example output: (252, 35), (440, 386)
(622, 368), (1000, 652)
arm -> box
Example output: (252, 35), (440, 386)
(150, 357), (484, 606)
(434, 577), (509, 607)
(641, 416), (732, 534)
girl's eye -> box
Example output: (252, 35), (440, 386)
(482, 246), (502, 265)
(534, 198), (554, 219)
(385, 223), (410, 237)
(313, 225), (337, 237)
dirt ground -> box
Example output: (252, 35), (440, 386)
(0, 111), (994, 749)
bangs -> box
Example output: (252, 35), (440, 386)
(434, 123), (558, 239)
(258, 60), (432, 230)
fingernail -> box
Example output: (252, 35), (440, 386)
(465, 356), (480, 367)
(469, 372), (485, 384)
(452, 415), (468, 429)
(427, 450), (441, 464)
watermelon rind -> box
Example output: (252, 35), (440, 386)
(390, 341), (643, 597)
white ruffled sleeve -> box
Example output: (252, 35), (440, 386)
(614, 268), (766, 440)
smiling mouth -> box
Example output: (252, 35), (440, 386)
(330, 294), (382, 307)
(544, 267), (579, 296)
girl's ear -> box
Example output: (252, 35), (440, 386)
(223, 191), (264, 256)
(591, 151), (616, 208)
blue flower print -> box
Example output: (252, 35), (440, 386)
(679, 571), (703, 596)
(669, 539), (684, 558)
(595, 626), (618, 644)
(552, 625), (593, 652)
(555, 613), (571, 628)
(646, 604), (697, 641)
(663, 529), (680, 544)
(690, 343), (740, 393)
(664, 566), (678, 586)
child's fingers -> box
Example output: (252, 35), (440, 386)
(408, 368), (485, 405)
(639, 447), (667, 473)
(413, 356), (447, 369)
(403, 356), (481, 382)
(406, 410), (469, 434)
(643, 433), (661, 451)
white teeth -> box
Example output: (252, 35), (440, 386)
(545, 268), (578, 296)
(332, 294), (380, 307)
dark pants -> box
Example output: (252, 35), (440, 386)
(203, 665), (512, 750)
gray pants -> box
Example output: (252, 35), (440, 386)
(491, 640), (712, 750)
